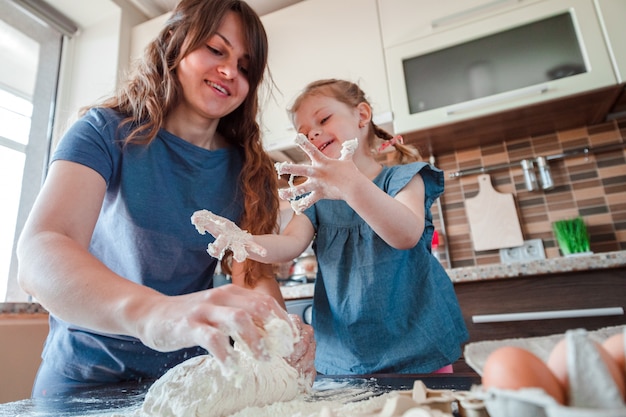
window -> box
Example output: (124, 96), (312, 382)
(0, 1), (65, 301)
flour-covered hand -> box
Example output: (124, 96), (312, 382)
(137, 285), (292, 373)
(275, 134), (360, 214)
(285, 314), (316, 385)
(191, 209), (267, 262)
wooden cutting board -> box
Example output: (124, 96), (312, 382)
(465, 174), (524, 251)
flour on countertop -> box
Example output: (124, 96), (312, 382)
(98, 381), (468, 417)
(104, 384), (394, 417)
(230, 391), (392, 417)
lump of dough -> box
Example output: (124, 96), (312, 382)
(140, 353), (308, 417)
(139, 315), (310, 417)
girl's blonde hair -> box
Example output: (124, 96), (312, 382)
(81, 0), (278, 286)
(288, 79), (421, 164)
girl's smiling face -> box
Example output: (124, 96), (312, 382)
(176, 11), (250, 122)
(293, 94), (365, 159)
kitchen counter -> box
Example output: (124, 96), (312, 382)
(445, 250), (626, 283)
(2, 251), (625, 310)
(280, 250), (626, 300)
(0, 374), (481, 416)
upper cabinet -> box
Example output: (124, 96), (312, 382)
(595, 0), (626, 84)
(259, 0), (390, 153)
(377, 0), (545, 48)
(384, 0), (619, 136)
(130, 13), (170, 61)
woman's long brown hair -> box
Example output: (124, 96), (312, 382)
(82, 0), (279, 286)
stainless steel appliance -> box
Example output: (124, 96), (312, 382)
(286, 298), (313, 325)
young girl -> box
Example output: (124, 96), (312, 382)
(196, 79), (469, 375)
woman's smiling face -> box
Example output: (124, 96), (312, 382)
(176, 11), (250, 121)
(293, 94), (363, 159)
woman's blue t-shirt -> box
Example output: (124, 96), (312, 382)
(43, 107), (245, 382)
(305, 162), (469, 375)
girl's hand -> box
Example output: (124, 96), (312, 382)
(275, 134), (360, 213)
(286, 314), (317, 384)
(137, 285), (292, 370)
(191, 209), (268, 261)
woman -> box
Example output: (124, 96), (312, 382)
(17, 0), (313, 398)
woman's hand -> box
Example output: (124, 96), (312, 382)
(136, 285), (292, 368)
(286, 314), (317, 384)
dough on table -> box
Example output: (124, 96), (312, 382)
(139, 316), (310, 417)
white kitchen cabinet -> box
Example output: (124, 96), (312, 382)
(384, 0), (618, 135)
(594, 0), (626, 83)
(377, 0), (545, 48)
(130, 12), (170, 61)
(259, 0), (390, 152)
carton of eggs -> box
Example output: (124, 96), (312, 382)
(479, 328), (626, 417)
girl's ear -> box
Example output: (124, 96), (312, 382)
(356, 102), (372, 127)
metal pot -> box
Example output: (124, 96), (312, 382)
(291, 253), (317, 282)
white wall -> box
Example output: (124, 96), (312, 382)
(51, 0), (147, 148)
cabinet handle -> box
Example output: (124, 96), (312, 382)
(432, 0), (522, 29)
(472, 307), (624, 323)
(446, 84), (549, 115)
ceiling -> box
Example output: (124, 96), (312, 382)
(35, 0), (304, 31)
(127, 0), (304, 19)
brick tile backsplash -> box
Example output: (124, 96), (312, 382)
(426, 118), (626, 268)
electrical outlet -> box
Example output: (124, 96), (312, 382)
(499, 239), (546, 263)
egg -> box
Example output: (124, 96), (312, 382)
(482, 346), (565, 405)
(602, 332), (626, 374)
(547, 336), (626, 403)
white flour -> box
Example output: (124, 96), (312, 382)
(338, 138), (358, 161)
(230, 391), (392, 417)
(99, 382), (462, 417)
(98, 389), (393, 417)
(102, 382), (397, 417)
